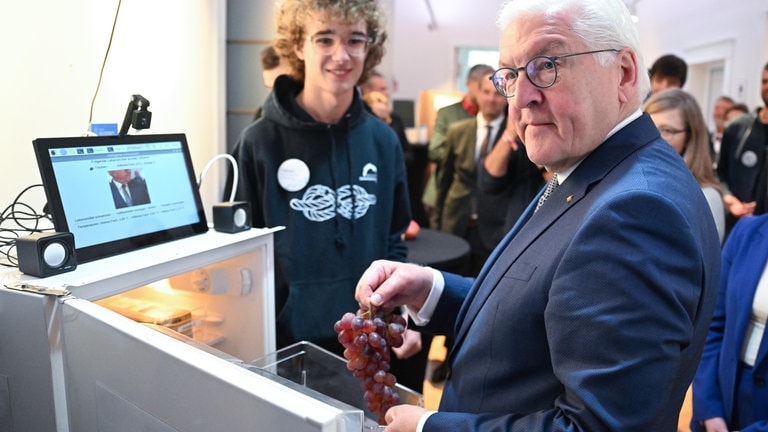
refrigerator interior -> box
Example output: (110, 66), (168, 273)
(92, 249), (271, 362)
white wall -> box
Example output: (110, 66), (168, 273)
(388, 0), (768, 124)
(389, 0), (503, 99)
(634, 0), (768, 121)
(4, 0), (768, 218)
(0, 0), (226, 220)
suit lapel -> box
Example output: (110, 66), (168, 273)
(450, 113), (659, 356)
(451, 177), (572, 351)
(453, 194), (539, 332)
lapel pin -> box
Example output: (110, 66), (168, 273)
(566, 195), (574, 203)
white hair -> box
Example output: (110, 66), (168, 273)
(497, 0), (650, 102)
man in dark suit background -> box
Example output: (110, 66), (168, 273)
(435, 69), (508, 275)
(422, 64), (495, 229)
(361, 70), (428, 227)
(717, 61), (768, 237)
(354, 0), (721, 430)
(108, 169), (151, 208)
(478, 122), (547, 248)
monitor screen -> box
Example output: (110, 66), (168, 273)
(33, 133), (208, 263)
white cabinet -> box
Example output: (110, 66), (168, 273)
(0, 228), (370, 432)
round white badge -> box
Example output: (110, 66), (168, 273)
(277, 158), (310, 192)
(741, 150), (758, 168)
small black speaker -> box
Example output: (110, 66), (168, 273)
(17, 232), (77, 278)
(213, 201), (251, 233)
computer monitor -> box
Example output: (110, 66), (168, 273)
(32, 133), (208, 263)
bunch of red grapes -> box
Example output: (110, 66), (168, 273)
(334, 307), (407, 424)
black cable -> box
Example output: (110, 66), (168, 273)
(87, 0), (123, 130)
(0, 184), (51, 267)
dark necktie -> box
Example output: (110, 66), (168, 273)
(535, 173), (559, 213)
(479, 124), (493, 160)
(121, 184), (133, 206)
(470, 125), (494, 220)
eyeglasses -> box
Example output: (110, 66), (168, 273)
(308, 33), (371, 57)
(489, 49), (620, 98)
(658, 126), (687, 140)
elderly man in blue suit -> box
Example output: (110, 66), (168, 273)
(354, 0), (721, 430)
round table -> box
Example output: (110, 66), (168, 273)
(405, 228), (470, 273)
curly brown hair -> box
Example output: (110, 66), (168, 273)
(273, 0), (387, 85)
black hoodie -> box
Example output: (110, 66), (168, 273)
(232, 75), (411, 347)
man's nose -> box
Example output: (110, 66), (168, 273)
(513, 74), (541, 109)
(330, 41), (352, 60)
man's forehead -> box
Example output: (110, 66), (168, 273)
(499, 13), (574, 64)
(305, 11), (367, 34)
(499, 37), (568, 66)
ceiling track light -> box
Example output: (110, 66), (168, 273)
(623, 0), (640, 22)
(424, 0), (437, 31)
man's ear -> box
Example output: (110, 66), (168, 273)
(617, 48), (639, 104)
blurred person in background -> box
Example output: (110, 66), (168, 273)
(717, 61), (768, 237)
(435, 69), (508, 275)
(478, 119), (547, 251)
(254, 45), (290, 121)
(644, 88), (725, 243)
(649, 53), (688, 95)
(710, 95), (735, 165)
(725, 102), (749, 125)
(691, 213), (768, 432)
(422, 64), (495, 230)
(361, 71), (428, 227)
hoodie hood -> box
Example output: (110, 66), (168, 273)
(262, 75), (367, 131)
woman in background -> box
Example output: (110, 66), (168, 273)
(644, 88), (725, 243)
(690, 213), (768, 432)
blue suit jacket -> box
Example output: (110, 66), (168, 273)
(420, 114), (721, 431)
(691, 214), (768, 432)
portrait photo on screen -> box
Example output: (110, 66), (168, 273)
(108, 168), (152, 209)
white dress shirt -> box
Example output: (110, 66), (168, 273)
(742, 262), (768, 366)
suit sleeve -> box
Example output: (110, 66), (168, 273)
(435, 127), (459, 232)
(420, 272), (474, 337)
(691, 217), (750, 428)
(428, 110), (450, 163)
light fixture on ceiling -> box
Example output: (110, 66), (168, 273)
(424, 0), (437, 31)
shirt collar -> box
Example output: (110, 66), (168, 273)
(555, 109), (642, 184)
(477, 113), (505, 129)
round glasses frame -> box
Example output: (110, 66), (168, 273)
(658, 126), (687, 140)
(308, 33), (371, 58)
(489, 48), (620, 98)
